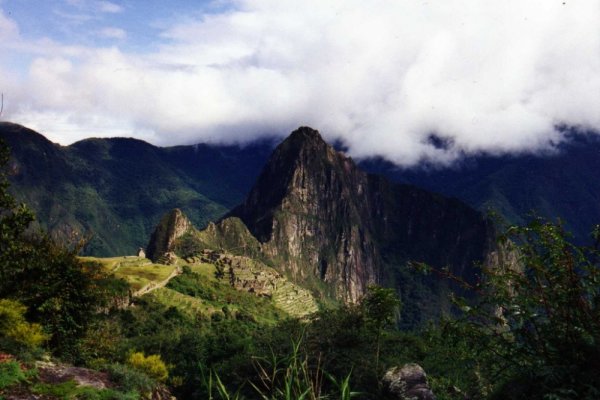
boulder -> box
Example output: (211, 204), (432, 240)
(382, 363), (436, 400)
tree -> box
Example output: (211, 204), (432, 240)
(0, 139), (113, 357)
(361, 285), (401, 377)
(444, 220), (600, 399)
(0, 139), (35, 290)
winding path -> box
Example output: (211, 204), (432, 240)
(133, 266), (183, 297)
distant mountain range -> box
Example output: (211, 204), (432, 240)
(2, 121), (599, 258)
(0, 122), (272, 255)
(361, 132), (600, 244)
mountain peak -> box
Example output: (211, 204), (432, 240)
(228, 126), (494, 304)
(229, 127), (378, 301)
(273, 126), (332, 162)
(230, 126), (355, 243)
(146, 208), (193, 262)
(287, 126), (325, 143)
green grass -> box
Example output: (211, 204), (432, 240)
(81, 254), (308, 324)
(0, 361), (26, 390)
(79, 256), (150, 273)
(32, 380), (139, 400)
(113, 264), (177, 291)
(81, 256), (177, 291)
(145, 287), (215, 317)
(163, 270), (286, 325)
(185, 262), (218, 280)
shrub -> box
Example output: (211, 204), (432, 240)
(0, 361), (25, 390)
(435, 220), (600, 399)
(126, 352), (168, 383)
(0, 299), (48, 354)
(105, 362), (154, 393)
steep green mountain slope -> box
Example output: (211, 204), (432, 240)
(0, 122), (272, 256)
(360, 133), (600, 243)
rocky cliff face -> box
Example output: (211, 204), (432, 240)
(230, 127), (495, 302)
(230, 127), (380, 302)
(146, 208), (193, 262)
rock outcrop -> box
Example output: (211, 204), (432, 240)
(146, 209), (192, 262)
(382, 364), (436, 400)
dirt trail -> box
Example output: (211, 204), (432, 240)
(133, 266), (183, 297)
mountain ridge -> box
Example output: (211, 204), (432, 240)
(4, 120), (599, 260)
(0, 121), (272, 255)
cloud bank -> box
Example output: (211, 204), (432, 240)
(1, 0), (600, 166)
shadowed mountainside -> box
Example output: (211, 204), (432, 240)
(5, 120), (599, 258)
(360, 132), (600, 244)
(0, 122), (272, 256)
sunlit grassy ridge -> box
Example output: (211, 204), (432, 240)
(79, 255), (300, 324)
(80, 256), (177, 291)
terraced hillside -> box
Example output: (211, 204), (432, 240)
(81, 251), (318, 320)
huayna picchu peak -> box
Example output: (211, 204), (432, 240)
(229, 126), (380, 302)
(155, 127), (501, 316)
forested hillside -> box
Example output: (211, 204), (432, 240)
(0, 122), (272, 255)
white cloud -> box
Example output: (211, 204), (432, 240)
(4, 0), (600, 166)
(98, 27), (126, 39)
(96, 1), (122, 14)
(0, 8), (18, 40)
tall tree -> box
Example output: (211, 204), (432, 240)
(0, 139), (114, 356)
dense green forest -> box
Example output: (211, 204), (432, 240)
(2, 137), (600, 399)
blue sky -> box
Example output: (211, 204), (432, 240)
(1, 0), (599, 166)
(2, 1), (224, 50)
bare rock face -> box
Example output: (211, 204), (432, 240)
(230, 127), (379, 302)
(146, 208), (192, 262)
(149, 127), (499, 311)
(382, 364), (436, 400)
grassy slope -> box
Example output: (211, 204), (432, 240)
(81, 256), (289, 324)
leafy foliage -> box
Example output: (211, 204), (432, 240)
(0, 138), (120, 358)
(0, 361), (26, 390)
(104, 362), (155, 394)
(427, 220), (600, 399)
(31, 379), (139, 400)
(126, 352), (168, 383)
(0, 299), (48, 355)
(250, 336), (359, 400)
(361, 285), (401, 376)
